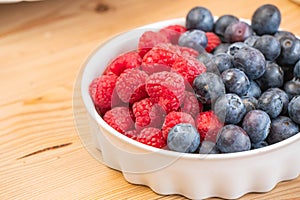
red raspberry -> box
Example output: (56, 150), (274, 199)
(137, 127), (166, 148)
(138, 31), (169, 58)
(104, 51), (142, 76)
(89, 74), (118, 115)
(124, 130), (139, 140)
(180, 91), (203, 118)
(146, 71), (185, 113)
(205, 32), (221, 53)
(172, 56), (206, 86)
(196, 111), (223, 142)
(159, 25), (186, 44)
(162, 111), (195, 139)
(103, 107), (134, 134)
(177, 46), (199, 58)
(132, 98), (166, 131)
(141, 46), (178, 74)
(116, 68), (149, 104)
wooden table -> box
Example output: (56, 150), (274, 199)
(1, 0), (300, 199)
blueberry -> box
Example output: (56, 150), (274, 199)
(267, 116), (299, 144)
(288, 96), (300, 124)
(253, 35), (281, 61)
(224, 21), (253, 43)
(244, 35), (259, 47)
(242, 96), (258, 114)
(257, 89), (283, 118)
(294, 60), (300, 78)
(213, 93), (246, 124)
(233, 46), (266, 80)
(207, 53), (233, 73)
(276, 35), (300, 67)
(242, 110), (271, 143)
(199, 141), (220, 154)
(193, 72), (226, 104)
(213, 43), (231, 55)
(251, 141), (269, 149)
(284, 78), (300, 99)
(186, 6), (214, 32)
(197, 51), (213, 65)
(178, 30), (207, 53)
(251, 4), (281, 35)
(256, 61), (284, 91)
(216, 124), (251, 153)
(282, 65), (295, 82)
(274, 30), (295, 41)
(167, 123), (200, 153)
(244, 81), (261, 98)
(221, 68), (250, 96)
(214, 15), (239, 38)
(227, 42), (248, 57)
(267, 88), (289, 115)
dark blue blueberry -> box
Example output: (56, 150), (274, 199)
(251, 141), (269, 150)
(251, 4), (281, 35)
(276, 35), (300, 67)
(257, 89), (283, 118)
(214, 15), (239, 38)
(227, 42), (248, 57)
(167, 123), (200, 153)
(244, 81), (261, 98)
(199, 141), (220, 154)
(213, 43), (231, 55)
(244, 35), (259, 47)
(178, 30), (207, 53)
(294, 60), (300, 78)
(197, 51), (213, 65)
(267, 116), (299, 144)
(224, 21), (253, 43)
(256, 61), (284, 91)
(267, 88), (289, 115)
(253, 35), (281, 61)
(242, 110), (271, 143)
(193, 72), (226, 104)
(186, 7), (214, 32)
(213, 93), (246, 124)
(242, 96), (258, 114)
(284, 78), (300, 99)
(208, 53), (233, 73)
(233, 46), (266, 80)
(216, 124), (251, 153)
(274, 30), (295, 41)
(288, 96), (300, 124)
(221, 68), (250, 96)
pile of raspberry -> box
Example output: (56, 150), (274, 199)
(89, 24), (222, 150)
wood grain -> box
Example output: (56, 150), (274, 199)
(0, 0), (300, 199)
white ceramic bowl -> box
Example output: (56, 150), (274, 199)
(81, 18), (300, 199)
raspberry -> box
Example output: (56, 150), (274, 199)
(132, 98), (166, 131)
(104, 51), (142, 76)
(205, 32), (221, 53)
(159, 25), (187, 44)
(172, 56), (206, 86)
(177, 46), (199, 58)
(141, 47), (177, 74)
(124, 130), (139, 140)
(162, 111), (195, 139)
(154, 43), (199, 58)
(116, 68), (149, 104)
(89, 74), (118, 115)
(138, 31), (169, 58)
(137, 127), (166, 148)
(103, 107), (134, 133)
(180, 91), (203, 118)
(146, 71), (185, 113)
(196, 111), (223, 142)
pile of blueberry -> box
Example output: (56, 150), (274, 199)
(172, 4), (300, 153)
